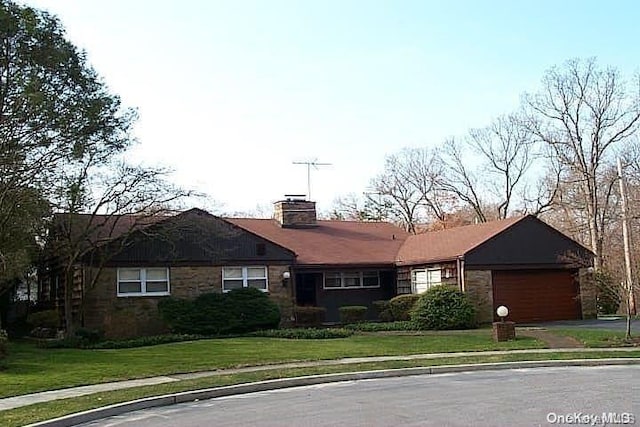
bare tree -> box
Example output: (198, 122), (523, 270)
(470, 114), (536, 219)
(47, 159), (193, 336)
(439, 138), (488, 222)
(330, 192), (395, 221)
(370, 151), (425, 233)
(438, 113), (536, 221)
(524, 58), (640, 269)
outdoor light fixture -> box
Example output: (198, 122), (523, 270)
(282, 271), (291, 287)
(496, 305), (509, 322)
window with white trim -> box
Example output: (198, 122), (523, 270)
(411, 268), (441, 294)
(222, 266), (268, 292)
(323, 271), (380, 289)
(117, 268), (170, 296)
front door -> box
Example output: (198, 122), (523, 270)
(296, 273), (320, 306)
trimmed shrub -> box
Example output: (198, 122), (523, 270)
(75, 328), (104, 344)
(372, 300), (393, 322)
(27, 310), (59, 329)
(411, 286), (476, 330)
(294, 306), (326, 326)
(224, 288), (281, 333)
(158, 288), (280, 335)
(38, 333), (205, 349)
(388, 294), (420, 321)
(343, 321), (419, 332)
(338, 306), (368, 324)
(251, 328), (353, 339)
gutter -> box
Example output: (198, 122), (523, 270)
(457, 256), (465, 292)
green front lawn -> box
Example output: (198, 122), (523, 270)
(1, 330), (542, 398)
(549, 329), (631, 347)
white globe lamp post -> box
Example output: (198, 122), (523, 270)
(496, 305), (509, 322)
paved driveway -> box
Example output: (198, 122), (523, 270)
(521, 317), (638, 331)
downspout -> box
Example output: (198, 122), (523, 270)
(457, 256), (465, 292)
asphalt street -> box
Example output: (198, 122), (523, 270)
(81, 365), (639, 427)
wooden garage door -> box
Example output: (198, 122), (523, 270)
(492, 270), (581, 323)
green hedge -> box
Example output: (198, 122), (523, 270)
(251, 328), (353, 339)
(27, 310), (59, 329)
(343, 321), (419, 331)
(294, 306), (326, 326)
(372, 300), (393, 322)
(411, 287), (476, 330)
(339, 306), (368, 324)
(37, 333), (207, 349)
(389, 294), (420, 321)
(159, 288), (280, 335)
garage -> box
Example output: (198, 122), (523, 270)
(492, 269), (582, 323)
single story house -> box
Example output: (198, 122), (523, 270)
(39, 199), (595, 338)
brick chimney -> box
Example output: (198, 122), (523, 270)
(274, 198), (317, 228)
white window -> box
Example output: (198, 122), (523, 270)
(117, 268), (170, 297)
(222, 266), (268, 292)
(411, 268), (441, 294)
(323, 271), (380, 289)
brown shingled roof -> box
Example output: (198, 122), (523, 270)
(227, 218), (409, 266)
(395, 215), (526, 265)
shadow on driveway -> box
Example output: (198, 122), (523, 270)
(521, 317), (638, 331)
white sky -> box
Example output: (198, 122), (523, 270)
(24, 0), (640, 216)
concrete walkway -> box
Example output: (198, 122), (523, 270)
(2, 347), (639, 411)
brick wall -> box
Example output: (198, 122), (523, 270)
(464, 269), (493, 324)
(578, 268), (597, 319)
(83, 264), (293, 339)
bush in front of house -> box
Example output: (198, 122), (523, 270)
(158, 288), (281, 335)
(251, 328), (353, 339)
(338, 305), (368, 324)
(74, 327), (104, 344)
(294, 306), (326, 326)
(27, 309), (60, 338)
(410, 286), (476, 330)
(372, 300), (393, 322)
(37, 333), (206, 349)
(388, 294), (420, 321)
(343, 321), (419, 332)
(224, 287), (281, 333)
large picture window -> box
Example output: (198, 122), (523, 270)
(411, 268), (441, 294)
(222, 266), (268, 292)
(117, 268), (170, 297)
(323, 271), (380, 289)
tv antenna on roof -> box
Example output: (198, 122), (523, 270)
(292, 159), (331, 200)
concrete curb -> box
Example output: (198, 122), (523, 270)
(27, 358), (640, 427)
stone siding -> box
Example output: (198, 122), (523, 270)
(83, 265), (293, 339)
(578, 268), (597, 319)
(464, 269), (493, 324)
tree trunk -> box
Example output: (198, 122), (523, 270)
(64, 267), (75, 338)
(587, 215), (601, 270)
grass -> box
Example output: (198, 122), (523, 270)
(549, 328), (632, 347)
(0, 330), (543, 398)
(1, 350), (638, 427)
